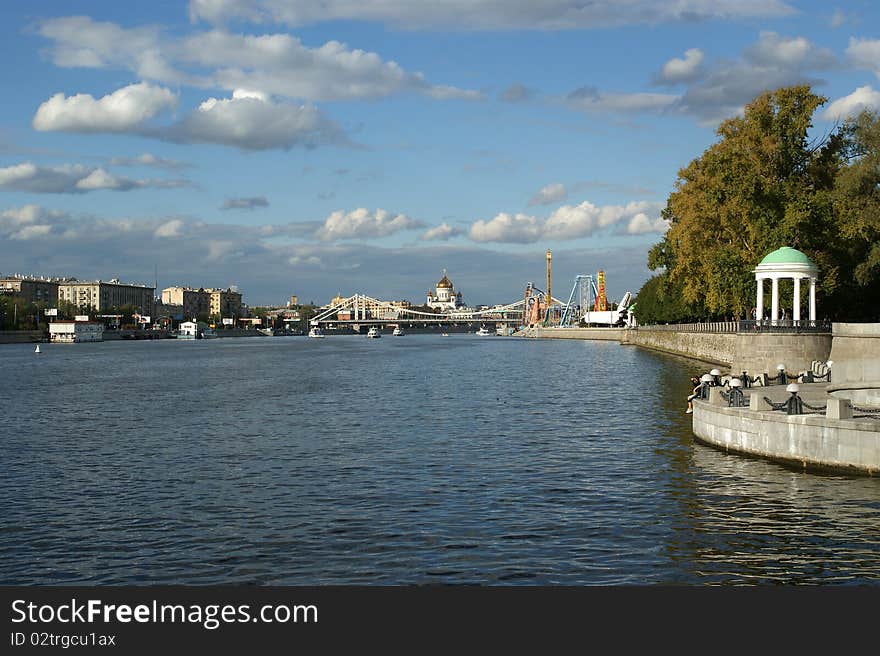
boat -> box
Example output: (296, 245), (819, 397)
(176, 321), (199, 339)
(475, 325), (492, 336)
(441, 332), (449, 337)
(257, 327), (274, 337)
(392, 326), (405, 336)
(34, 344), (41, 353)
(201, 327), (219, 339)
(308, 326), (324, 338)
(366, 326), (381, 338)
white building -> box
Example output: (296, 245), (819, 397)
(49, 321), (104, 343)
(426, 271), (464, 311)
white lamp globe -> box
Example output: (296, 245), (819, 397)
(786, 383), (800, 393)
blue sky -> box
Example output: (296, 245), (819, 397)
(1, 1), (878, 306)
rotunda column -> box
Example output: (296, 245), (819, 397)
(809, 278), (816, 321)
(756, 276), (764, 321)
(771, 276), (779, 322)
(793, 276), (801, 322)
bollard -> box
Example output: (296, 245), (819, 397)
(728, 378), (746, 407)
(708, 387), (725, 406)
(785, 383), (803, 415)
(777, 364), (787, 385)
(826, 397), (853, 420)
(742, 371), (751, 389)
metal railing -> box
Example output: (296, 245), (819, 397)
(638, 319), (831, 334)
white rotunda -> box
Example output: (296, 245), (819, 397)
(753, 246), (818, 322)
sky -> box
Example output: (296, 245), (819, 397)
(1, 1), (878, 307)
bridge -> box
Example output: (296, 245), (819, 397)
(310, 293), (529, 332)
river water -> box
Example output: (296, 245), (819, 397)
(1, 334), (878, 585)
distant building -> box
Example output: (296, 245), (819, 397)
(426, 271), (463, 311)
(208, 288), (242, 319)
(0, 276), (59, 305)
(49, 321), (104, 343)
(58, 279), (154, 315)
(162, 287), (210, 319)
(287, 295), (298, 307)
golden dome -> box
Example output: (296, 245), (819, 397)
(436, 275), (453, 289)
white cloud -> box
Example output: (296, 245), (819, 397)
(154, 219), (185, 238)
(529, 183), (567, 206)
(109, 153), (189, 170)
(0, 162), (190, 194)
(316, 208), (422, 241)
(565, 87), (678, 115)
(677, 32), (837, 124)
(847, 38), (880, 78)
(823, 86), (880, 121)
(188, 0), (795, 30)
(421, 223), (464, 241)
(829, 9), (847, 29)
(744, 32), (835, 70)
(469, 213), (543, 243)
(37, 17), (478, 103)
(499, 83), (533, 103)
(32, 83), (177, 133)
(657, 48), (704, 85)
(164, 92), (346, 150)
(222, 196), (269, 210)
(469, 200), (666, 243)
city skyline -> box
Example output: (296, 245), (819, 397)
(1, 1), (879, 304)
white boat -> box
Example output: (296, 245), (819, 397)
(308, 327), (324, 338)
(257, 327), (274, 337)
(475, 326), (492, 336)
(392, 326), (405, 336)
(34, 344), (41, 353)
(201, 327), (219, 339)
(366, 326), (381, 338)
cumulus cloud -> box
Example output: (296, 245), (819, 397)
(847, 38), (880, 78)
(469, 200), (666, 243)
(0, 204), (656, 305)
(421, 223), (464, 241)
(109, 153), (189, 170)
(315, 208), (423, 241)
(565, 86), (678, 114)
(32, 83), (177, 133)
(0, 162), (191, 194)
(657, 48), (704, 85)
(163, 92), (346, 150)
(498, 83), (533, 103)
(188, 0), (795, 30)
(529, 183), (568, 206)
(744, 31), (835, 70)
(221, 196), (269, 210)
(37, 16), (477, 103)
(677, 31), (837, 124)
(823, 86), (880, 121)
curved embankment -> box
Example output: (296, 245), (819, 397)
(692, 397), (880, 476)
(526, 326), (832, 377)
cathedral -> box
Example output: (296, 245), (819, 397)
(426, 270), (464, 311)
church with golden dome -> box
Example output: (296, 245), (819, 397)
(426, 270), (464, 311)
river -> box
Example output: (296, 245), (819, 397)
(1, 334), (878, 584)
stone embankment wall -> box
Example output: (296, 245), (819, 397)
(522, 327), (624, 341)
(730, 333), (831, 376)
(620, 329), (737, 366)
(0, 330), (43, 344)
(692, 399), (880, 475)
(829, 323), (880, 384)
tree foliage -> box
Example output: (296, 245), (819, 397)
(640, 85), (880, 322)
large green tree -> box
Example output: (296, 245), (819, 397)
(647, 85), (846, 320)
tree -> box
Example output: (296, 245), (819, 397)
(650, 85), (847, 320)
(831, 111), (880, 319)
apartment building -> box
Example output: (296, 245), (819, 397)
(0, 276), (59, 305)
(58, 279), (154, 315)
